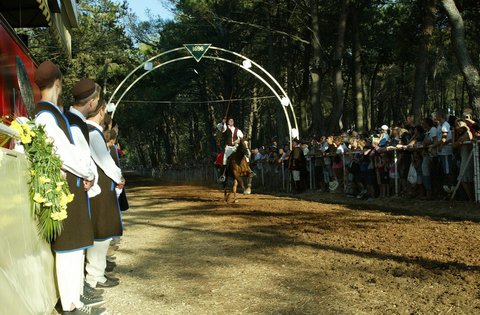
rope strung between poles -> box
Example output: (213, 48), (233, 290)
(120, 96), (276, 104)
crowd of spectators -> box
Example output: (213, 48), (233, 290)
(249, 108), (480, 202)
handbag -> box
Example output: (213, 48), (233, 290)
(407, 163), (417, 184)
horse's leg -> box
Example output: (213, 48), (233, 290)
(223, 180), (228, 203)
(233, 178), (239, 203)
(244, 172), (253, 195)
(233, 172), (246, 194)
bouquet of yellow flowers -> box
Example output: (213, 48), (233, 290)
(6, 118), (74, 242)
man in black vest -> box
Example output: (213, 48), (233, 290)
(217, 117), (244, 181)
(34, 61), (105, 315)
(87, 101), (124, 290)
(65, 79), (107, 306)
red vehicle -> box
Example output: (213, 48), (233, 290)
(0, 14), (39, 119)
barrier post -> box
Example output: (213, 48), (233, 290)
(309, 158), (313, 190)
(342, 153), (347, 192)
(394, 149), (399, 196)
(261, 163), (265, 186)
(474, 141), (480, 202)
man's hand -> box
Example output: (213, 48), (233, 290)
(222, 117), (227, 124)
(116, 177), (126, 189)
(83, 179), (94, 191)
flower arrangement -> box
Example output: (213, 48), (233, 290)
(1, 116), (74, 242)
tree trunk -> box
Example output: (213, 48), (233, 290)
(440, 0), (480, 111)
(411, 0), (436, 121)
(352, 9), (364, 132)
(245, 87), (258, 141)
(310, 0), (323, 136)
(370, 63), (380, 131)
(328, 0), (349, 133)
(199, 79), (217, 153)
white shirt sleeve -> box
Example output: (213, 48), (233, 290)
(35, 112), (95, 180)
(89, 130), (123, 184)
(217, 122), (226, 132)
(237, 129), (244, 139)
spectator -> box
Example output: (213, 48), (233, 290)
(288, 138), (307, 194)
(452, 118), (474, 201)
(379, 125), (390, 147)
(433, 109), (455, 195)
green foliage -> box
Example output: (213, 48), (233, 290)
(8, 119), (74, 242)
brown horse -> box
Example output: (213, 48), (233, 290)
(222, 139), (254, 203)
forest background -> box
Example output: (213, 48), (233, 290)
(25, 0), (480, 168)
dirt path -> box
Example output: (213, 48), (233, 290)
(104, 177), (480, 314)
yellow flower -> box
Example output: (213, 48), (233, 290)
(21, 123), (31, 133)
(46, 189), (52, 194)
(29, 130), (36, 137)
(33, 193), (46, 204)
(50, 210), (68, 221)
(44, 202), (53, 207)
(31, 170), (36, 176)
(10, 121), (24, 136)
(39, 176), (51, 184)
(20, 134), (32, 144)
(66, 193), (74, 203)
(59, 193), (68, 207)
(55, 181), (65, 192)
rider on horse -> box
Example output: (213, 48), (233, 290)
(217, 117), (254, 182)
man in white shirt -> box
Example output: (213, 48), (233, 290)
(33, 61), (105, 315)
(433, 109), (454, 192)
(65, 79), (107, 306)
(87, 100), (125, 290)
(217, 117), (244, 181)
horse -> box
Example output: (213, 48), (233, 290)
(221, 139), (254, 203)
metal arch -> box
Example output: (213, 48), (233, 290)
(109, 45), (299, 145)
(112, 56), (194, 113)
(107, 47), (185, 105)
(202, 55), (293, 147)
(209, 46), (298, 132)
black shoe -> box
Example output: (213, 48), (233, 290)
(105, 262), (116, 273)
(63, 305), (106, 315)
(80, 294), (105, 307)
(105, 274), (119, 282)
(96, 277), (119, 288)
(83, 282), (104, 298)
(109, 245), (119, 251)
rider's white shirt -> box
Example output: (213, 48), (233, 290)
(217, 122), (244, 144)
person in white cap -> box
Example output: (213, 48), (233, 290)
(379, 125), (390, 147)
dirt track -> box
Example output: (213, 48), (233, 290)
(104, 176), (480, 314)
